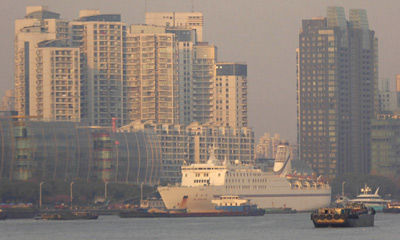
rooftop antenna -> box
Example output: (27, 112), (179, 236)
(145, 0), (147, 13)
(191, 0), (194, 12)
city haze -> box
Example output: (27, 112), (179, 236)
(1, 0), (399, 142)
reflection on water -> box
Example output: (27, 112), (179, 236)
(0, 213), (399, 240)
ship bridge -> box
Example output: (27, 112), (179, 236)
(181, 162), (228, 187)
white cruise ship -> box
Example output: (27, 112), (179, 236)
(158, 143), (331, 212)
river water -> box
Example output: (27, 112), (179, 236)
(1, 213), (399, 240)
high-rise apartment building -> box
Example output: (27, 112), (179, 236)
(255, 133), (284, 159)
(15, 6), (70, 118)
(70, 10), (125, 126)
(146, 12), (219, 126)
(378, 78), (400, 114)
(165, 27), (197, 125)
(125, 25), (179, 124)
(396, 74), (400, 92)
(215, 63), (248, 128)
(145, 12), (204, 42)
(0, 90), (15, 111)
(35, 40), (80, 121)
(297, 7), (376, 179)
(192, 43), (217, 124)
(373, 38), (380, 116)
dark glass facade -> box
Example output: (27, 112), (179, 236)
(0, 118), (161, 184)
(297, 8), (376, 180)
(371, 115), (400, 181)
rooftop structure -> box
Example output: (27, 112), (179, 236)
(145, 12), (204, 42)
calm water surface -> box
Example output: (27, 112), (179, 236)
(1, 213), (399, 240)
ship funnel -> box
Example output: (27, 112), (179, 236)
(273, 142), (291, 175)
(207, 146), (218, 165)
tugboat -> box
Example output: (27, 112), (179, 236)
(383, 202), (400, 213)
(311, 203), (375, 228)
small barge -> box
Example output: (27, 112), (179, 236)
(119, 208), (170, 218)
(311, 203), (375, 228)
(383, 202), (400, 213)
(0, 210), (6, 220)
(36, 211), (98, 220)
(211, 195), (265, 215)
(0, 207), (39, 219)
(264, 207), (297, 214)
(119, 195), (265, 218)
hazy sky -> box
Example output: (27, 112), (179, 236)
(1, 0), (399, 143)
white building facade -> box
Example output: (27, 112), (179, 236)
(215, 63), (248, 128)
(35, 41), (80, 121)
(15, 6), (70, 118)
(125, 25), (179, 125)
(70, 10), (125, 126)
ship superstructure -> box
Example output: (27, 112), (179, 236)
(158, 143), (331, 212)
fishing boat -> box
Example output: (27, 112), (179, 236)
(311, 203), (375, 228)
(348, 184), (391, 212)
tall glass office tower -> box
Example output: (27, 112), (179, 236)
(297, 7), (377, 180)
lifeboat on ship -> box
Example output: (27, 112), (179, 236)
(298, 175), (307, 181)
(285, 173), (298, 181)
(317, 176), (326, 183)
(307, 175), (316, 181)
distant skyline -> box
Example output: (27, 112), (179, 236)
(1, 0), (400, 143)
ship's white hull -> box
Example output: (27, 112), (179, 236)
(158, 185), (331, 212)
